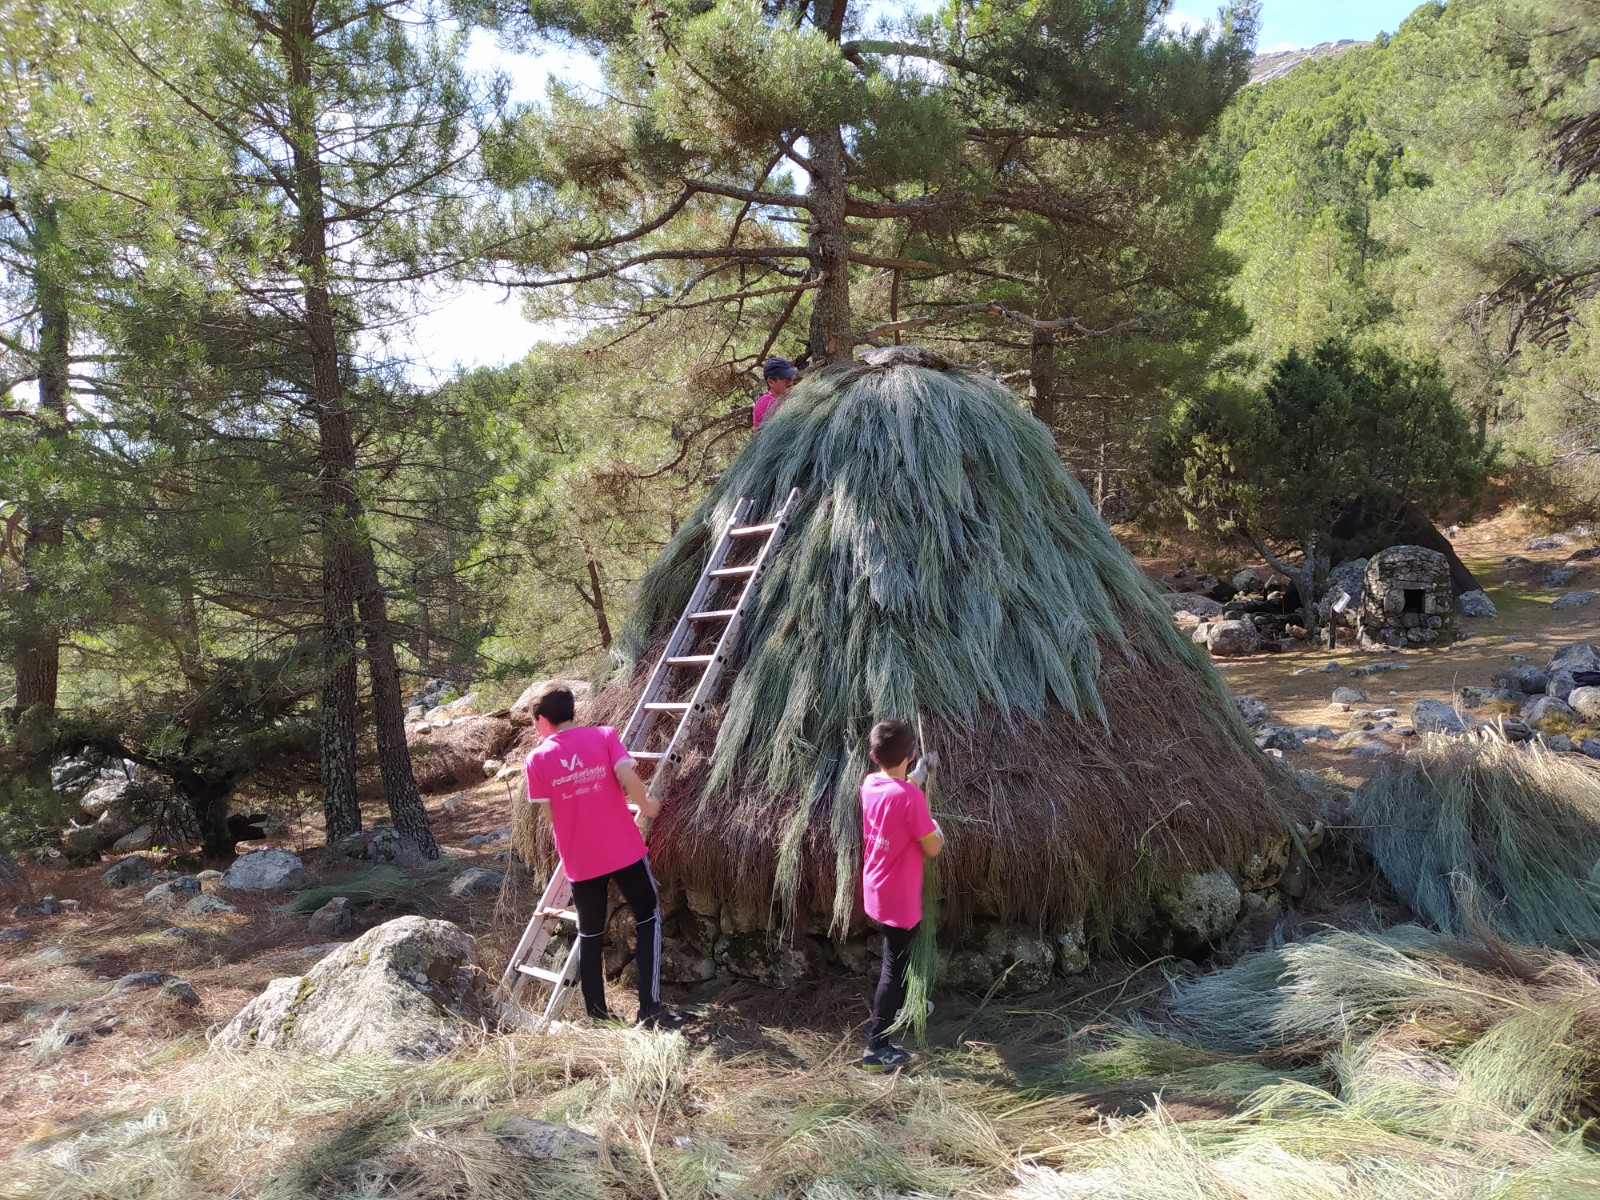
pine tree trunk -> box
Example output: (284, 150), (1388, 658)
(1028, 329), (1059, 435)
(14, 205), (69, 716)
(282, 1), (436, 858)
(351, 533), (439, 856)
(319, 520), (362, 845)
(806, 0), (852, 364)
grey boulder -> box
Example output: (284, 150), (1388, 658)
(448, 867), (505, 898)
(101, 855), (155, 889)
(1206, 620), (1262, 657)
(1456, 589), (1498, 619)
(221, 848), (307, 891)
(1413, 698), (1471, 735)
(1552, 591), (1597, 611)
(306, 896), (354, 938)
(1521, 695), (1575, 726)
(212, 916), (493, 1060)
(1567, 687), (1600, 723)
(1493, 665), (1546, 694)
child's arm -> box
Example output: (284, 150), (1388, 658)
(615, 761), (660, 819)
(906, 781), (943, 857)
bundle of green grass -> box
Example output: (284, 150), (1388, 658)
(1351, 734), (1600, 948)
(519, 347), (1298, 951)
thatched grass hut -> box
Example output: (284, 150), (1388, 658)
(514, 347), (1300, 978)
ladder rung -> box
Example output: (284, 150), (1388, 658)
(644, 702), (691, 713)
(730, 522), (779, 537)
(666, 654), (715, 666)
(633, 751), (666, 762)
(516, 964), (570, 985)
(688, 609), (737, 621)
(535, 907), (578, 922)
(708, 565), (758, 579)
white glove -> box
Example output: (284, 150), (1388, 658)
(908, 752), (939, 787)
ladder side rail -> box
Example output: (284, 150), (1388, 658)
(620, 499), (753, 748)
(645, 489), (805, 795)
(499, 857), (572, 995)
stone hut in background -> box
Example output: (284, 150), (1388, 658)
(1359, 545), (1454, 646)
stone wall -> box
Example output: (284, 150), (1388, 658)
(1359, 545), (1454, 647)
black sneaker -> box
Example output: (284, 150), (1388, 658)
(861, 1044), (916, 1072)
(638, 1006), (690, 1031)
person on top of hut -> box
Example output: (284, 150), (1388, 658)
(524, 686), (688, 1030)
(859, 718), (943, 1071)
(752, 356), (800, 431)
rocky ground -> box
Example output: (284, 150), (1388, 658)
(1136, 509), (1600, 788)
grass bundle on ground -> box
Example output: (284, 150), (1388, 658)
(279, 865), (436, 914)
(1350, 734), (1600, 946)
(529, 347), (1299, 948)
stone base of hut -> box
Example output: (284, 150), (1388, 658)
(547, 833), (1296, 994)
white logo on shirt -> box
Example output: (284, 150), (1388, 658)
(560, 753), (583, 772)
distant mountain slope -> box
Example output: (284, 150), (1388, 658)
(1249, 40), (1369, 85)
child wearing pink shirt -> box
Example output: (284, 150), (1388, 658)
(525, 686), (687, 1030)
(859, 718), (943, 1071)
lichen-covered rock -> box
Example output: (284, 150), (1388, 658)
(1456, 589), (1498, 619)
(306, 896), (354, 937)
(714, 931), (813, 986)
(1493, 664), (1547, 694)
(101, 855), (154, 889)
(1206, 620), (1261, 657)
(1567, 687), (1600, 723)
(447, 867), (505, 898)
(1546, 643), (1600, 675)
(1240, 841), (1291, 891)
(185, 893), (240, 915)
(212, 916), (492, 1059)
(1552, 591), (1597, 611)
(1233, 696), (1270, 725)
(143, 876), (202, 906)
(336, 827), (426, 867)
(1413, 698), (1471, 735)
(1330, 686), (1366, 708)
(1157, 869), (1242, 952)
(1055, 921), (1089, 976)
(221, 848), (307, 891)
(1160, 592), (1225, 619)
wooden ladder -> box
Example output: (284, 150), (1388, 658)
(499, 487), (803, 1028)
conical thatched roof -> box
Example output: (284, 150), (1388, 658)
(520, 348), (1299, 947)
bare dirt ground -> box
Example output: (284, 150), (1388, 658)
(4, 507), (1596, 1159)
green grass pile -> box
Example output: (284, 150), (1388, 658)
(1350, 734), (1600, 946)
(559, 351), (1298, 945)
(278, 865), (434, 914)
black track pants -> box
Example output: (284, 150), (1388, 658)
(569, 856), (662, 1019)
(867, 922), (919, 1050)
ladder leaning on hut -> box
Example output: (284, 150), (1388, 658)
(498, 487), (804, 1028)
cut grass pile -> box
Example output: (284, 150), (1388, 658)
(1350, 734), (1600, 946)
(13, 927), (1600, 1199)
(279, 866), (438, 914)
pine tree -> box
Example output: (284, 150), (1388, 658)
(474, 0), (1257, 384)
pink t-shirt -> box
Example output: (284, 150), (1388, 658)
(752, 391), (780, 430)
(525, 726), (646, 882)
(860, 774), (937, 930)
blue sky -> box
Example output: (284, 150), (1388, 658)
(413, 1), (1428, 375)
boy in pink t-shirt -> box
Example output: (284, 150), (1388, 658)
(859, 718), (943, 1071)
(525, 686), (686, 1029)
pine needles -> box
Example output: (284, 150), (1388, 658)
(1350, 735), (1600, 947)
(569, 354), (1299, 944)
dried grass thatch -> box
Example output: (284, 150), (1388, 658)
(515, 350), (1299, 945)
(1350, 735), (1600, 948)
